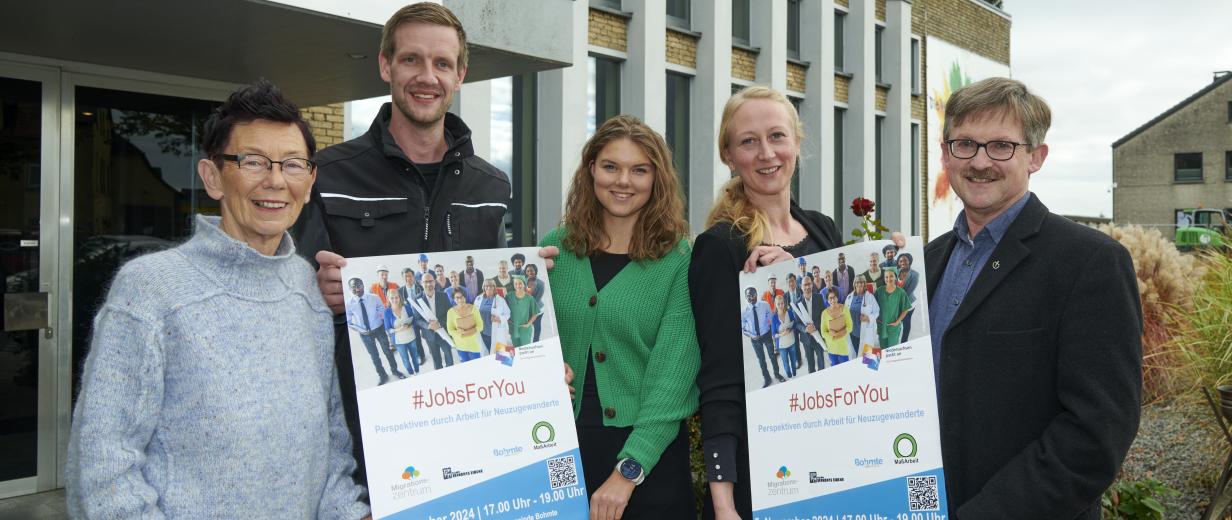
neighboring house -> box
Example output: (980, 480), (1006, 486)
(1112, 71), (1232, 238)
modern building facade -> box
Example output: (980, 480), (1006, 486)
(1112, 72), (1232, 235)
(0, 0), (1009, 499)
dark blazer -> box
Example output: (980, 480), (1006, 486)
(792, 292), (824, 333)
(925, 194), (1142, 520)
(412, 289), (453, 330)
(689, 204), (841, 519)
(833, 264), (856, 296)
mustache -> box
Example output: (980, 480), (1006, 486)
(962, 168), (1001, 181)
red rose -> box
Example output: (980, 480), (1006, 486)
(850, 197), (875, 217)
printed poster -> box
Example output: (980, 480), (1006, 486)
(739, 239), (948, 518)
(341, 247), (588, 519)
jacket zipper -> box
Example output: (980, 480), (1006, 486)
(445, 211), (454, 250)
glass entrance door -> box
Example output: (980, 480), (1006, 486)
(0, 65), (60, 498)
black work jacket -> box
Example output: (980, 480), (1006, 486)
(292, 104), (510, 269)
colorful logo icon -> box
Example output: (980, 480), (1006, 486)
(776, 466), (791, 479)
(401, 466), (421, 480)
(532, 421), (556, 444)
(893, 433), (918, 458)
(862, 344), (883, 371)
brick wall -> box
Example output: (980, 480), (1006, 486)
(666, 29), (698, 68)
(835, 0), (849, 8)
(913, 93), (926, 120)
(787, 62), (807, 93)
(301, 103), (345, 148)
(876, 0), (887, 22)
(732, 47), (758, 81)
(875, 86), (888, 112)
(835, 74), (850, 103)
(589, 9), (628, 52)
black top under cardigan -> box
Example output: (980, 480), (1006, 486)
(688, 203), (841, 519)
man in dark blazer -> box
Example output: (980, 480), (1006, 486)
(925, 77), (1141, 519)
(793, 275), (827, 373)
(413, 271), (456, 370)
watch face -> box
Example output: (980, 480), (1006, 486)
(619, 459), (642, 480)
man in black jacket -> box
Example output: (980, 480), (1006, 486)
(926, 77), (1141, 519)
(289, 3), (509, 485)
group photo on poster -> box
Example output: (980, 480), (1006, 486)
(738, 239), (948, 518)
(340, 248), (586, 520)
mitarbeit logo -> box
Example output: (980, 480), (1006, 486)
(531, 420), (558, 450)
(401, 466), (421, 480)
(776, 466), (792, 479)
(893, 433), (919, 464)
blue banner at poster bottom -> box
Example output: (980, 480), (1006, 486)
(754, 468), (948, 520)
(384, 448), (589, 520)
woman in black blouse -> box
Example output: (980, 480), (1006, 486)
(689, 86), (841, 519)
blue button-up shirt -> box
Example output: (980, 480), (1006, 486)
(346, 292), (387, 333)
(930, 192), (1032, 375)
(741, 300), (773, 338)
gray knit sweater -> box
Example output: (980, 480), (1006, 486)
(66, 215), (369, 519)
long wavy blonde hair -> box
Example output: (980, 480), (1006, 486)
(705, 86), (805, 250)
(562, 115), (688, 260)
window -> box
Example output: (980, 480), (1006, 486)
(732, 0), (750, 45)
(875, 115), (884, 205)
(666, 72), (691, 215)
(834, 11), (846, 72)
(911, 38), (921, 94)
(787, 0), (801, 59)
(1227, 101), (1232, 124)
(834, 107), (846, 217)
(588, 56), (621, 135)
(1174, 153), (1203, 182)
(874, 26), (884, 83)
(1226, 151), (1232, 181)
(911, 123), (921, 233)
(490, 74), (539, 246)
(667, 0), (690, 29)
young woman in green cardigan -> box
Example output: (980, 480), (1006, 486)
(540, 115), (699, 520)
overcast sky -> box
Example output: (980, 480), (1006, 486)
(1009, 0), (1232, 218)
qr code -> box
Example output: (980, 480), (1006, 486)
(547, 455), (578, 489)
(907, 475), (939, 511)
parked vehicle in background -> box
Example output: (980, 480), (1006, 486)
(1175, 208), (1230, 251)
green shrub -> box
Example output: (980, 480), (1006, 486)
(1101, 477), (1180, 519)
(1176, 250), (1232, 389)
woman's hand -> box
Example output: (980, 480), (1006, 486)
(589, 470), (635, 520)
(539, 246), (560, 271)
(742, 245), (793, 273)
(491, 315), (502, 324)
(314, 250), (348, 314)
(710, 482), (742, 520)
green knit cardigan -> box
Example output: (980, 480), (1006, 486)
(540, 228), (700, 476)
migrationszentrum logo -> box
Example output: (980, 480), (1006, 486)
(401, 466), (422, 480)
(775, 466), (792, 479)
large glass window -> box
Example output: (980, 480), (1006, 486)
(667, 0), (690, 30)
(787, 0), (801, 59)
(875, 27), (884, 83)
(1226, 151), (1231, 181)
(834, 107), (845, 220)
(732, 0), (751, 46)
(492, 75), (538, 247)
(588, 56), (622, 136)
(835, 11), (846, 72)
(72, 86), (218, 400)
(0, 76), (42, 482)
(1174, 152), (1203, 183)
(666, 73), (691, 215)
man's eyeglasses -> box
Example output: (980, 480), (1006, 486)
(944, 139), (1029, 161)
(217, 153), (315, 180)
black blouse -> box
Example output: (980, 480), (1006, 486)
(688, 205), (841, 517)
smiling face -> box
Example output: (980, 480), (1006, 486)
(513, 277), (526, 295)
(349, 279), (364, 297)
(592, 137), (655, 225)
(721, 98), (800, 201)
(898, 256), (910, 271)
(941, 108), (1048, 234)
(379, 22), (466, 129)
(198, 120), (315, 253)
(837, 253), (846, 269)
(453, 290), (467, 306)
(422, 273), (436, 294)
(378, 270), (389, 284)
(869, 253), (879, 270)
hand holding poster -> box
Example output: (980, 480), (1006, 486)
(740, 238), (949, 518)
(340, 248), (588, 519)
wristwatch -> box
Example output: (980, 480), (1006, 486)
(616, 458), (645, 485)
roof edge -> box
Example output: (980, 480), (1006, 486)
(1112, 72), (1232, 149)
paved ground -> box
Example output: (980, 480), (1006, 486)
(0, 489), (66, 520)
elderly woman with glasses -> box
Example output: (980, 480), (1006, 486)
(66, 80), (369, 519)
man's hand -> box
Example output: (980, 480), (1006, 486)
(316, 250), (348, 315)
(491, 315), (502, 324)
(860, 315), (870, 323)
(589, 469), (635, 520)
(539, 245), (560, 271)
(563, 363), (575, 399)
(428, 320), (440, 331)
(891, 231), (907, 249)
(806, 324), (817, 333)
(743, 245), (793, 273)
